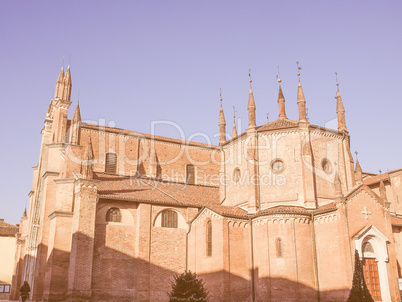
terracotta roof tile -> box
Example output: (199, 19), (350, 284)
(258, 119), (299, 131)
(95, 173), (219, 207)
(391, 215), (402, 226)
(82, 123), (218, 149)
(95, 173), (339, 218)
(0, 220), (19, 237)
(205, 205), (249, 218)
(364, 173), (389, 186)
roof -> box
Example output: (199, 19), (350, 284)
(0, 219), (19, 237)
(391, 215), (402, 226)
(95, 173), (339, 219)
(95, 173), (220, 207)
(81, 123), (218, 150)
(202, 203), (338, 220)
(364, 173), (389, 186)
(258, 119), (299, 131)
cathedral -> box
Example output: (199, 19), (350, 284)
(11, 65), (402, 302)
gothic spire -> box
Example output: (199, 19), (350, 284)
(55, 66), (64, 99)
(232, 120), (238, 138)
(82, 138), (94, 179)
(355, 159), (363, 183)
(296, 62), (307, 123)
(23, 208), (27, 217)
(218, 90), (226, 146)
(72, 102), (82, 123)
(336, 88), (347, 132)
(62, 65), (72, 101)
(278, 85), (287, 119)
(379, 180), (387, 201)
(70, 102), (82, 145)
(297, 80), (307, 123)
(247, 70), (256, 129)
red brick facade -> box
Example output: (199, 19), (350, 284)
(11, 66), (402, 301)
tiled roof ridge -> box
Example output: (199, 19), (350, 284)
(81, 123), (219, 149)
(203, 203), (338, 220)
(258, 118), (299, 131)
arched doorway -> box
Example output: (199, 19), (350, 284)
(362, 241), (382, 300)
(354, 225), (391, 302)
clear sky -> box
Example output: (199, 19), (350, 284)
(1, 0), (401, 225)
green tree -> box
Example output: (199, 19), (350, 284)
(168, 271), (208, 302)
(347, 249), (374, 302)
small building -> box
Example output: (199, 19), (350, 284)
(0, 219), (18, 300)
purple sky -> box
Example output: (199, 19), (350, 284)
(1, 1), (401, 225)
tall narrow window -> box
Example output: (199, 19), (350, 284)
(206, 220), (212, 257)
(162, 210), (178, 228)
(106, 207), (121, 222)
(186, 164), (195, 184)
(276, 238), (283, 258)
(105, 153), (117, 174)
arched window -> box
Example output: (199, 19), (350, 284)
(106, 207), (121, 222)
(233, 168), (241, 184)
(186, 164), (195, 184)
(105, 153), (117, 174)
(206, 220), (212, 257)
(276, 238), (283, 258)
(363, 242), (374, 253)
(162, 210), (178, 228)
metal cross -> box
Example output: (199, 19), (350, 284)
(233, 106), (237, 120)
(219, 88), (222, 104)
(266, 112), (269, 122)
(361, 206), (372, 220)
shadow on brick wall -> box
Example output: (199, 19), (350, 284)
(10, 231), (350, 302)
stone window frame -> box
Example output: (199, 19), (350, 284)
(271, 159), (285, 174)
(321, 158), (332, 174)
(275, 237), (283, 258)
(162, 209), (178, 228)
(233, 168), (241, 184)
(206, 219), (212, 257)
(186, 164), (196, 185)
(105, 152), (117, 174)
(106, 207), (122, 223)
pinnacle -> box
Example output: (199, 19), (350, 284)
(85, 138), (94, 160)
(248, 87), (256, 109)
(278, 85), (287, 119)
(72, 102), (82, 123)
(232, 120), (238, 138)
(219, 104), (226, 126)
(355, 159), (362, 173)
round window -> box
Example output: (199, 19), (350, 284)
(271, 159), (285, 174)
(322, 159), (332, 174)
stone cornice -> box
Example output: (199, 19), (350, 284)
(48, 211), (74, 220)
(54, 178), (76, 184)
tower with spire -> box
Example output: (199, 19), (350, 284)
(48, 65), (73, 143)
(296, 62), (308, 123)
(335, 73), (347, 132)
(247, 70), (257, 130)
(218, 89), (226, 145)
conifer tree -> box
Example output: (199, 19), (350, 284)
(168, 271), (208, 302)
(347, 249), (374, 302)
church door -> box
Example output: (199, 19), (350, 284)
(363, 258), (382, 301)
